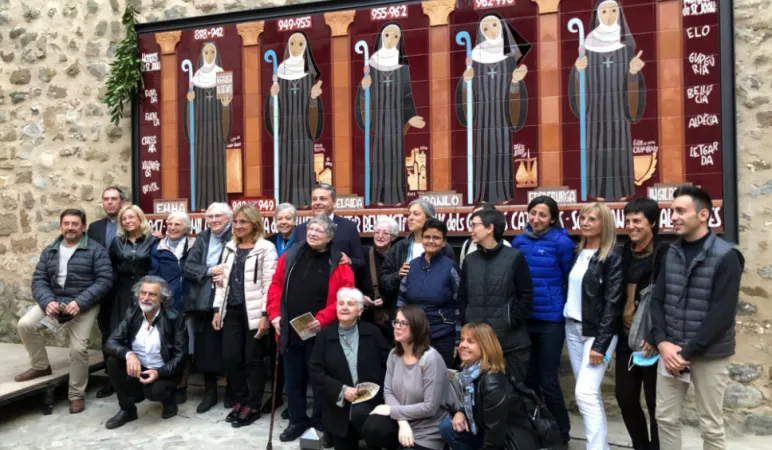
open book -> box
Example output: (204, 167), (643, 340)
(289, 312), (318, 341)
(352, 382), (380, 404)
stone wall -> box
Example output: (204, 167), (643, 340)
(0, 0), (770, 434)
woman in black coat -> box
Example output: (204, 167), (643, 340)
(442, 323), (540, 450)
(108, 205), (158, 333)
(309, 287), (391, 450)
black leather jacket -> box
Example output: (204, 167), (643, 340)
(449, 372), (540, 450)
(577, 248), (624, 354)
(109, 234), (158, 280)
(104, 305), (188, 378)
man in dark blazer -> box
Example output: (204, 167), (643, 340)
(87, 186), (126, 248)
(294, 183), (366, 273)
(86, 186), (126, 399)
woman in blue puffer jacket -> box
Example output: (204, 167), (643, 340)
(512, 196), (575, 447)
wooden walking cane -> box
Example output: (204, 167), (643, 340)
(266, 342), (281, 450)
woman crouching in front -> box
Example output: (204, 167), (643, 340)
(309, 288), (391, 450)
(361, 305), (450, 450)
(441, 323), (540, 450)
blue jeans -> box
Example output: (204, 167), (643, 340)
(439, 415), (484, 450)
(525, 320), (571, 442)
(283, 341), (323, 430)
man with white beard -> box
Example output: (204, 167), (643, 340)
(103, 276), (188, 429)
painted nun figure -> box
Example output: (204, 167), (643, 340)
(456, 14), (531, 205)
(185, 41), (232, 209)
(265, 32), (324, 207)
(569, 0), (646, 200)
(355, 22), (425, 205)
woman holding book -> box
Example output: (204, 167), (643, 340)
(309, 288), (391, 450)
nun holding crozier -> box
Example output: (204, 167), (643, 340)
(185, 41), (232, 208)
(455, 14), (532, 205)
(569, 0), (646, 201)
(266, 31), (324, 207)
(356, 22), (425, 206)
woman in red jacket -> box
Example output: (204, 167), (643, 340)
(266, 214), (355, 444)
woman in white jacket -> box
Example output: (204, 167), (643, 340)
(212, 205), (278, 428)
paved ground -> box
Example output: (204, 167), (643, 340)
(0, 373), (768, 449)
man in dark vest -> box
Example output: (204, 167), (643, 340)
(459, 209), (533, 381)
(650, 185), (743, 450)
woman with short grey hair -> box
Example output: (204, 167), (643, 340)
(361, 216), (401, 341)
(306, 214), (337, 240)
(268, 203), (298, 258)
(379, 201), (454, 334)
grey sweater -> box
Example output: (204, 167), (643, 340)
(384, 347), (449, 450)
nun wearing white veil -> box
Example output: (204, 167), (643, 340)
(184, 41), (233, 209)
(569, 0), (646, 201)
(455, 14), (532, 205)
(266, 32), (324, 207)
(355, 22), (425, 206)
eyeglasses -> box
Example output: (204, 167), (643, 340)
(373, 230), (392, 237)
(307, 227), (327, 236)
(205, 213), (224, 219)
(391, 320), (410, 328)
(470, 221), (485, 228)
(422, 235), (444, 243)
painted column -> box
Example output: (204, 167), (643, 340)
(532, 0), (562, 187)
(324, 11), (356, 194)
(657, 0), (686, 183)
(422, 0), (456, 192)
(155, 31), (181, 199)
(237, 21), (265, 197)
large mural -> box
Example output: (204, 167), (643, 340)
(135, 0), (731, 236)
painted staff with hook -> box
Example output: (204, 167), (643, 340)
(354, 40), (372, 206)
(456, 31), (474, 204)
(265, 50), (280, 203)
(181, 59), (197, 211)
(568, 18), (588, 202)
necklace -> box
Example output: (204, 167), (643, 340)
(290, 80), (301, 94)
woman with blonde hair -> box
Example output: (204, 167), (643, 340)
(211, 204), (278, 428)
(564, 202), (623, 449)
(441, 323), (540, 450)
(108, 204), (159, 335)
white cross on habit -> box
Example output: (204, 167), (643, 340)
(487, 69), (497, 76)
(603, 58), (613, 69)
(290, 85), (300, 94)
(205, 91), (214, 101)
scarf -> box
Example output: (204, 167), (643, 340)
(631, 234), (654, 257)
(472, 19), (507, 64)
(276, 230), (295, 257)
(457, 362), (482, 435)
(370, 45), (401, 71)
(525, 225), (551, 240)
(192, 59), (222, 89)
(166, 236), (186, 261)
(585, 2), (625, 53)
(278, 36), (308, 81)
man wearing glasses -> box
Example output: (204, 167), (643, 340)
(458, 209), (534, 382)
(294, 183), (365, 274)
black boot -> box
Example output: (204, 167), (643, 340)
(175, 387), (187, 405)
(197, 377), (218, 413)
(96, 381), (115, 399)
(223, 383), (234, 408)
(162, 400), (178, 419)
(105, 409), (138, 429)
(261, 395), (284, 414)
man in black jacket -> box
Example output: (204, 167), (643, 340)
(650, 185), (743, 450)
(294, 183), (365, 273)
(16, 209), (113, 414)
(87, 186), (126, 399)
(104, 276), (188, 429)
(459, 209), (533, 381)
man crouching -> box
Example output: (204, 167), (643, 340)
(104, 276), (188, 429)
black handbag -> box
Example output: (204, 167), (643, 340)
(511, 381), (561, 448)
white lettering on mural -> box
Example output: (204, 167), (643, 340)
(144, 112), (160, 127)
(686, 85), (714, 105)
(144, 88), (158, 104)
(689, 141), (719, 166)
(688, 113), (719, 128)
(142, 183), (160, 194)
(686, 25), (711, 39)
(512, 143), (527, 158)
(660, 206), (722, 229)
(682, 0), (717, 17)
(142, 160), (161, 177)
(632, 139), (658, 155)
(689, 52), (715, 76)
(277, 16), (312, 32)
(141, 53), (160, 72)
(194, 27), (224, 40)
(336, 197), (364, 210)
(526, 189), (577, 204)
(142, 135), (158, 154)
(370, 5), (408, 21)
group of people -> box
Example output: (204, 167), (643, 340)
(13, 182), (742, 450)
